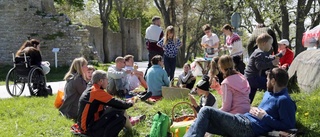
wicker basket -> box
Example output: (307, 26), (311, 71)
(171, 102), (197, 122)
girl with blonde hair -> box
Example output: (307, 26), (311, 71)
(157, 25), (182, 81)
(209, 59), (222, 95)
(218, 55), (250, 114)
(59, 57), (88, 120)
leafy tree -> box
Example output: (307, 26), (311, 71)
(295, 0), (316, 55)
(54, 0), (85, 10)
(112, 0), (149, 56)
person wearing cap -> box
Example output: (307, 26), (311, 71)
(189, 75), (217, 112)
(145, 16), (164, 70)
(278, 39), (294, 70)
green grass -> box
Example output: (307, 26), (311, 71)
(0, 96), (73, 136)
(1, 64), (320, 136)
(0, 88), (319, 136)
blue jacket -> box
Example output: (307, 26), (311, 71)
(146, 65), (170, 96)
(244, 88), (296, 136)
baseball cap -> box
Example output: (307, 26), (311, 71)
(151, 16), (161, 22)
(278, 39), (290, 46)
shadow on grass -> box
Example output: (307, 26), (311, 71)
(296, 121), (320, 137)
(0, 65), (12, 83)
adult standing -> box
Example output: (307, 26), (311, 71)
(145, 16), (164, 70)
(221, 24), (246, 74)
(201, 24), (220, 59)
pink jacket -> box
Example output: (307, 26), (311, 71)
(220, 73), (251, 114)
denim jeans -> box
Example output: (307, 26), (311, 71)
(247, 76), (267, 104)
(163, 55), (176, 81)
(184, 106), (255, 137)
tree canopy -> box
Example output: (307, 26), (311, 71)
(54, 0), (320, 63)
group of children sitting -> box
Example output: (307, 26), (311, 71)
(54, 32), (296, 136)
(183, 33), (296, 137)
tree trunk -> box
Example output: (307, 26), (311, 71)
(169, 0), (176, 26)
(280, 0), (290, 39)
(248, 1), (264, 23)
(177, 0), (189, 67)
(295, 0), (314, 56)
(97, 0), (113, 62)
(154, 0), (171, 27)
(102, 22), (109, 62)
(115, 0), (126, 56)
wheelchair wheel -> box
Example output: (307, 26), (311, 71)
(28, 67), (47, 96)
(6, 68), (26, 97)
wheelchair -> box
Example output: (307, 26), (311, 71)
(5, 53), (47, 97)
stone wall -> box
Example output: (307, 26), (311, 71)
(0, 0), (90, 66)
(0, 0), (147, 66)
(86, 18), (148, 62)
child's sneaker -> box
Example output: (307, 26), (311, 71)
(130, 115), (146, 126)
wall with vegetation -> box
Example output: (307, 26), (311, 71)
(0, 0), (91, 66)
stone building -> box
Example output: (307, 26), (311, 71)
(0, 0), (91, 66)
(0, 0), (147, 66)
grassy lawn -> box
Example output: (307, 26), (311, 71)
(1, 64), (320, 136)
(0, 87), (319, 136)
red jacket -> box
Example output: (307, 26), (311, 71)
(279, 48), (294, 69)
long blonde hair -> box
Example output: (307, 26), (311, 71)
(163, 25), (177, 46)
(209, 59), (219, 84)
(64, 57), (88, 81)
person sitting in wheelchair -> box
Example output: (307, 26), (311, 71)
(15, 39), (50, 74)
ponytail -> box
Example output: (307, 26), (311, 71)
(224, 68), (237, 78)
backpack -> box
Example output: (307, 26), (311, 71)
(32, 83), (52, 97)
(149, 112), (171, 137)
(87, 109), (126, 137)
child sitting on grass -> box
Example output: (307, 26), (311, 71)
(177, 63), (196, 90)
(189, 76), (217, 112)
(208, 59), (221, 95)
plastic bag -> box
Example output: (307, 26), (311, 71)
(54, 90), (64, 108)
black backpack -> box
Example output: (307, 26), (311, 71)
(86, 109), (126, 137)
